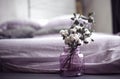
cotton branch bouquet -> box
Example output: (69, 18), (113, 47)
(60, 13), (94, 51)
(59, 13), (95, 76)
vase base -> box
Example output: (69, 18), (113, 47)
(60, 70), (83, 77)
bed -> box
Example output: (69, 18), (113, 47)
(0, 15), (120, 74)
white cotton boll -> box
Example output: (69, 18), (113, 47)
(75, 26), (84, 33)
(78, 33), (82, 38)
(79, 26), (84, 30)
(89, 16), (95, 23)
(69, 34), (75, 41)
(70, 28), (77, 34)
(64, 30), (69, 36)
(64, 36), (71, 45)
(78, 39), (83, 45)
(84, 28), (91, 35)
(84, 28), (88, 32)
(74, 34), (80, 42)
(60, 30), (64, 35)
(69, 34), (75, 42)
(74, 25), (82, 30)
(69, 34), (80, 43)
(60, 29), (69, 37)
(84, 38), (91, 44)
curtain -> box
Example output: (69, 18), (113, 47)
(111, 0), (120, 34)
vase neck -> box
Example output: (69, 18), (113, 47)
(64, 46), (80, 53)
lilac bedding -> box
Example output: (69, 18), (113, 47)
(0, 33), (120, 74)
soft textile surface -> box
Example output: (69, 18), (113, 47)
(0, 20), (41, 39)
(0, 33), (120, 74)
(34, 26), (69, 36)
(0, 15), (92, 38)
(33, 14), (92, 36)
(0, 26), (36, 39)
(0, 20), (41, 30)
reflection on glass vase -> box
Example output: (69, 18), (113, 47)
(59, 46), (84, 77)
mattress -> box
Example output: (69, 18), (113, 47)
(0, 33), (120, 74)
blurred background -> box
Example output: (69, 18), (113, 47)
(0, 0), (119, 34)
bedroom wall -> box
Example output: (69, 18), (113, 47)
(30, 0), (76, 20)
(0, 0), (28, 23)
(82, 0), (112, 34)
(0, 0), (16, 23)
(93, 0), (112, 34)
(14, 0), (28, 19)
(0, 0), (76, 24)
(0, 0), (113, 34)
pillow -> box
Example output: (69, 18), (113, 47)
(34, 14), (92, 36)
(0, 20), (42, 39)
(44, 15), (73, 28)
(33, 15), (74, 36)
(44, 14), (92, 29)
(0, 20), (41, 30)
(0, 26), (36, 39)
(33, 26), (69, 36)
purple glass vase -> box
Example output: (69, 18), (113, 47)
(59, 46), (84, 77)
